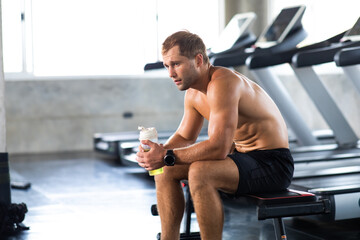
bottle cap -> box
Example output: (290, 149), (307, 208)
(138, 126), (158, 140)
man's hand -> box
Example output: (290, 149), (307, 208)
(136, 140), (166, 171)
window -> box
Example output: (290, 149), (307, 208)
(2, 0), (23, 73)
(2, 0), (220, 77)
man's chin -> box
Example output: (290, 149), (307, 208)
(177, 85), (188, 91)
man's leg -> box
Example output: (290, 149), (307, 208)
(188, 158), (239, 240)
(154, 164), (190, 240)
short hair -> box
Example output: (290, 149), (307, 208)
(162, 30), (209, 64)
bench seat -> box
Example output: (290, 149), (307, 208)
(152, 184), (331, 240)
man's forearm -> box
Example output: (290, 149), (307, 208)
(163, 132), (196, 149)
(172, 139), (231, 165)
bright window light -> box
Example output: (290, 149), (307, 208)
(2, 0), (220, 77)
(2, 0), (23, 73)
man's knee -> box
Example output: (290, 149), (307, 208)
(189, 161), (207, 179)
(154, 165), (188, 185)
(188, 161), (212, 193)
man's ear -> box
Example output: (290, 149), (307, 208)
(195, 53), (204, 67)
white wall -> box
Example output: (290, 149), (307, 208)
(5, 74), (185, 154)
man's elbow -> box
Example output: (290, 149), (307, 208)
(213, 145), (231, 160)
(207, 138), (232, 159)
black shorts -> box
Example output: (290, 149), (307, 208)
(228, 148), (294, 197)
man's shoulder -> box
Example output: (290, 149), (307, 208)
(210, 66), (246, 83)
(209, 67), (244, 89)
(184, 88), (201, 103)
(211, 66), (233, 77)
(185, 88), (198, 96)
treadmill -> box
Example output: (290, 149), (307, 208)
(144, 12), (257, 71)
(289, 18), (360, 155)
(290, 173), (360, 221)
(334, 17), (360, 94)
(245, 18), (360, 220)
(244, 17), (360, 167)
(248, 47), (360, 221)
(93, 12), (257, 163)
(335, 45), (360, 93)
(94, 129), (208, 165)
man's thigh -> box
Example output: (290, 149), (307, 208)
(191, 158), (239, 195)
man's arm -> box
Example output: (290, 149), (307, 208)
(164, 91), (205, 149)
(136, 69), (240, 170)
(172, 74), (239, 164)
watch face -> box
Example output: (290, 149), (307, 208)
(164, 155), (175, 166)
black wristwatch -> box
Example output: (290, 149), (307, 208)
(164, 149), (176, 166)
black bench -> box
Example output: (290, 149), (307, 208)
(151, 182), (331, 240)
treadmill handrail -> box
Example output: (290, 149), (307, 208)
(213, 27), (307, 67)
(292, 41), (360, 68)
(211, 50), (253, 67)
(208, 33), (257, 58)
(334, 46), (360, 66)
(144, 61), (164, 71)
(246, 31), (347, 69)
(309, 184), (360, 195)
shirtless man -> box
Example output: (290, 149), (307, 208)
(136, 31), (294, 240)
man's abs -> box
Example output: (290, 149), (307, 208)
(233, 119), (289, 153)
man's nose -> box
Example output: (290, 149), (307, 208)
(168, 67), (176, 78)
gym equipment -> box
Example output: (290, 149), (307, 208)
(245, 16), (360, 157)
(144, 12), (257, 71)
(245, 33), (344, 147)
(0, 153), (11, 206)
(151, 182), (330, 240)
(279, 18), (360, 150)
(291, 24), (360, 219)
(334, 40), (360, 94)
(0, 202), (29, 235)
(94, 130), (208, 164)
(291, 174), (360, 221)
(208, 12), (257, 56)
(94, 130), (172, 164)
(244, 15), (360, 221)
(243, 15), (360, 216)
(291, 41), (360, 149)
(212, 6), (307, 67)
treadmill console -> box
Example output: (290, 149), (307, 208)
(341, 17), (360, 42)
(255, 5), (306, 48)
(210, 12), (256, 54)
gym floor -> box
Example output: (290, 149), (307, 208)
(5, 151), (360, 240)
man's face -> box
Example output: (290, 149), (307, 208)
(162, 46), (199, 91)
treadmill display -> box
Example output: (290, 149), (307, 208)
(342, 17), (360, 41)
(211, 12), (256, 53)
(256, 5), (305, 47)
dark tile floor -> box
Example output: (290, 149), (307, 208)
(3, 151), (360, 240)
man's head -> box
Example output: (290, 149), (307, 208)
(162, 30), (209, 64)
(161, 31), (210, 91)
